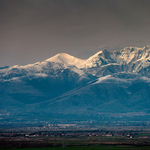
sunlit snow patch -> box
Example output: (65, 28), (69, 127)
(93, 75), (127, 84)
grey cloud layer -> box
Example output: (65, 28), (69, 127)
(0, 0), (150, 67)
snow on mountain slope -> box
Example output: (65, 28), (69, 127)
(85, 50), (116, 68)
(116, 46), (150, 64)
(112, 45), (150, 75)
(1, 45), (150, 80)
(0, 58), (88, 82)
(45, 53), (86, 68)
(92, 74), (127, 84)
(85, 45), (150, 70)
(82, 45), (150, 77)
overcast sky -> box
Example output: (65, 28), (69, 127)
(0, 0), (150, 67)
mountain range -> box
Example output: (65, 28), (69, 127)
(1, 45), (150, 125)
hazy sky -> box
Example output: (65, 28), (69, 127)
(1, 0), (150, 67)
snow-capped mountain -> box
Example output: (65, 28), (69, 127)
(1, 45), (150, 124)
(83, 45), (150, 77)
(0, 57), (94, 104)
(1, 45), (150, 80)
(0, 53), (87, 80)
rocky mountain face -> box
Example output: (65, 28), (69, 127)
(1, 46), (150, 123)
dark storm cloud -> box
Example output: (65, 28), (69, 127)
(0, 0), (150, 67)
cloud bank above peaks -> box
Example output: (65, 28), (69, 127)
(0, 0), (150, 67)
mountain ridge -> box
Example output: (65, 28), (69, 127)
(2, 45), (150, 71)
(1, 45), (150, 124)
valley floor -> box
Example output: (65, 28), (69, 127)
(1, 146), (150, 150)
(1, 128), (150, 149)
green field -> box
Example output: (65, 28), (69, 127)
(2, 146), (150, 150)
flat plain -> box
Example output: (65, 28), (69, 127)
(1, 128), (150, 150)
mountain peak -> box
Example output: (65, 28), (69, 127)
(121, 45), (150, 53)
(45, 53), (72, 62)
(85, 49), (114, 68)
(45, 53), (85, 68)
